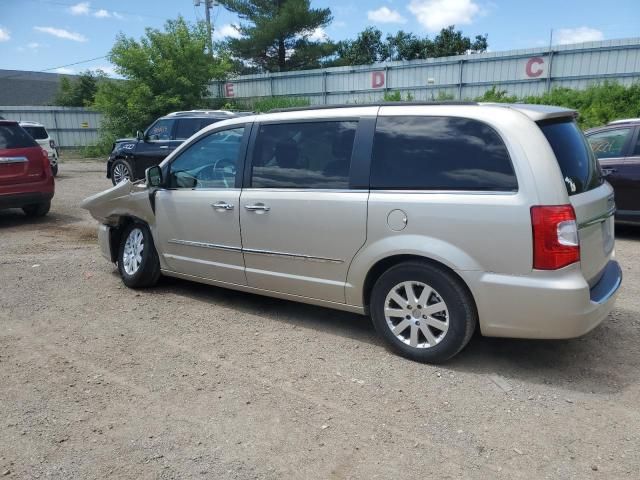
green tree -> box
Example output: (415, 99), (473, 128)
(217, 0), (334, 72)
(330, 26), (489, 66)
(93, 17), (231, 142)
(54, 70), (105, 106)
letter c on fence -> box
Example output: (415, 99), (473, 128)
(372, 71), (385, 89)
(225, 83), (235, 97)
(525, 57), (544, 78)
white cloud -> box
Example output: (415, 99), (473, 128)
(333, 20), (347, 28)
(213, 24), (241, 39)
(70, 1), (90, 15)
(0, 27), (10, 42)
(308, 27), (328, 41)
(55, 67), (75, 74)
(34, 26), (87, 42)
(94, 9), (110, 18)
(555, 27), (603, 45)
(408, 0), (480, 32)
(113, 12), (124, 20)
(27, 42), (42, 49)
(368, 7), (406, 24)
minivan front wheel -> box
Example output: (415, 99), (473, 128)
(117, 222), (161, 288)
(370, 261), (476, 363)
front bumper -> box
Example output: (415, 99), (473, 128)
(462, 260), (622, 339)
(97, 224), (114, 262)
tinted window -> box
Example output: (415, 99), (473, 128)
(251, 121), (356, 189)
(168, 127), (244, 189)
(632, 131), (640, 156)
(371, 116), (517, 191)
(22, 126), (48, 140)
(540, 119), (603, 195)
(147, 119), (175, 141)
(586, 128), (632, 159)
(0, 124), (38, 149)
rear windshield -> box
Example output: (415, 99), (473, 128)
(22, 126), (48, 140)
(0, 123), (38, 149)
(539, 118), (602, 195)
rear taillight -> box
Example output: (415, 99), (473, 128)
(531, 205), (580, 270)
(41, 148), (50, 173)
(49, 139), (55, 149)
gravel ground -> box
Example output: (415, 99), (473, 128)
(1, 161), (639, 479)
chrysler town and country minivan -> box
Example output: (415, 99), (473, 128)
(82, 103), (622, 363)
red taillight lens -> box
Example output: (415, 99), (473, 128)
(531, 205), (580, 270)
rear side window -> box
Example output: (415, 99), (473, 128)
(251, 121), (357, 189)
(370, 116), (517, 191)
(22, 126), (48, 140)
(0, 124), (38, 149)
(586, 128), (632, 159)
(147, 119), (175, 141)
(540, 119), (603, 195)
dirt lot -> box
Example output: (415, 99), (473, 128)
(1, 161), (639, 479)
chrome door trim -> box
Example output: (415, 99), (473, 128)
(168, 238), (242, 252)
(0, 156), (28, 164)
(242, 248), (344, 264)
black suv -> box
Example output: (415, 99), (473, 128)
(107, 110), (244, 185)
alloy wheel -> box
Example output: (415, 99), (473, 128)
(383, 281), (449, 348)
(122, 227), (144, 275)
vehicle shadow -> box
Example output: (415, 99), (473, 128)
(145, 275), (637, 395)
(0, 209), (82, 229)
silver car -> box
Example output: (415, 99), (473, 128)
(82, 103), (622, 363)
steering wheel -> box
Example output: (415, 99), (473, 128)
(199, 158), (236, 188)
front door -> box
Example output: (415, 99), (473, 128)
(154, 125), (250, 285)
(240, 119), (368, 304)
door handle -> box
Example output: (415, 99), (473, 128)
(212, 201), (234, 211)
(244, 203), (270, 212)
(159, 146), (169, 149)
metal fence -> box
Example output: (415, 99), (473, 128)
(0, 106), (103, 147)
(212, 37), (640, 104)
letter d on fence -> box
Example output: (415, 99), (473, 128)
(371, 71), (385, 89)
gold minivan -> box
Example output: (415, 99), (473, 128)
(83, 103), (621, 363)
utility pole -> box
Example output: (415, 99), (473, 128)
(194, 0), (215, 57)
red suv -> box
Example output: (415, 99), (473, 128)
(0, 120), (54, 217)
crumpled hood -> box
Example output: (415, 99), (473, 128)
(81, 180), (155, 226)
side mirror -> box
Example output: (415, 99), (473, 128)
(136, 130), (144, 141)
(146, 166), (162, 188)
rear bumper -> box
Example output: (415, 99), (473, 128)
(462, 260), (622, 339)
(0, 190), (54, 210)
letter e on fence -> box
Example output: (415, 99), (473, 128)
(525, 57), (545, 78)
(225, 83), (235, 97)
(371, 71), (385, 89)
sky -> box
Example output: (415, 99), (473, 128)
(0, 0), (638, 76)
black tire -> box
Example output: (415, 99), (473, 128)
(111, 159), (133, 186)
(22, 201), (51, 217)
(370, 261), (477, 363)
(117, 222), (161, 288)
(51, 164), (58, 177)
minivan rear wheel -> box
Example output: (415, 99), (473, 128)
(117, 222), (161, 288)
(370, 261), (476, 363)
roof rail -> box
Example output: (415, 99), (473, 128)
(607, 118), (640, 125)
(165, 110), (237, 117)
(269, 101), (478, 113)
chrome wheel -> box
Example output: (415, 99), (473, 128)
(384, 281), (449, 348)
(112, 162), (130, 184)
(122, 227), (144, 275)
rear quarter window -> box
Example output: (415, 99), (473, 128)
(22, 126), (49, 140)
(539, 119), (603, 195)
(370, 116), (518, 191)
(0, 123), (39, 149)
